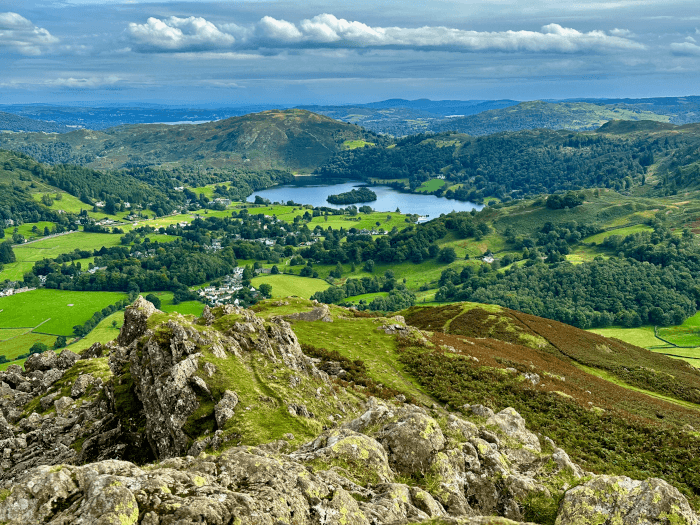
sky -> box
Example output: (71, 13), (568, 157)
(1, 0), (699, 106)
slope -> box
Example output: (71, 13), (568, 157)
(0, 109), (377, 173)
(433, 101), (671, 135)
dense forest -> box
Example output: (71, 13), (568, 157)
(436, 224), (700, 328)
(315, 125), (700, 201)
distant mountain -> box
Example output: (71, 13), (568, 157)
(0, 112), (70, 133)
(0, 109), (377, 172)
(0, 104), (285, 131)
(296, 99), (520, 135)
(432, 101), (672, 135)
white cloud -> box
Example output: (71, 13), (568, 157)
(0, 12), (59, 55)
(609, 28), (633, 37)
(670, 41), (700, 56)
(257, 16), (303, 42)
(258, 14), (645, 53)
(46, 75), (122, 87)
(125, 13), (645, 55)
(126, 16), (235, 52)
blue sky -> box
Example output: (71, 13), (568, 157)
(1, 0), (699, 105)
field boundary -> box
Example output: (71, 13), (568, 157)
(654, 325), (700, 349)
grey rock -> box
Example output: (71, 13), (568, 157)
(56, 349), (80, 369)
(486, 407), (541, 452)
(377, 411), (446, 474)
(24, 351), (58, 372)
(117, 295), (159, 346)
(470, 404), (495, 418)
(214, 390), (238, 429)
(54, 396), (74, 416)
(556, 476), (700, 525)
(71, 373), (101, 398)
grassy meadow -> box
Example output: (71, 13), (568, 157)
(250, 274), (330, 299)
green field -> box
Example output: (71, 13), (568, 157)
(0, 289), (127, 336)
(342, 139), (374, 150)
(0, 333), (57, 362)
(3, 221), (57, 241)
(416, 179), (446, 193)
(588, 325), (668, 349)
(250, 275), (330, 299)
(343, 291), (388, 304)
(1, 232), (124, 281)
(31, 191), (132, 221)
(657, 310), (700, 347)
(583, 224), (654, 245)
(69, 311), (123, 353)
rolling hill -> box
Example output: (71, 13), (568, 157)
(0, 112), (70, 133)
(0, 109), (377, 173)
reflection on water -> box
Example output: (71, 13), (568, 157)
(247, 181), (482, 216)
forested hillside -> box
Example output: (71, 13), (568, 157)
(316, 122), (700, 201)
(0, 109), (377, 173)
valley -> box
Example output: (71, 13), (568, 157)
(0, 104), (700, 523)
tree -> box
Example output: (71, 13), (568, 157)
(53, 336), (67, 349)
(271, 265), (280, 275)
(29, 342), (48, 355)
(259, 283), (272, 298)
(363, 259), (375, 273)
(145, 293), (162, 309)
(0, 242), (15, 264)
(438, 247), (457, 264)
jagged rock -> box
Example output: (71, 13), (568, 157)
(199, 305), (216, 325)
(486, 407), (540, 452)
(54, 396), (74, 416)
(56, 349), (80, 369)
(292, 428), (394, 484)
(117, 295), (159, 346)
(24, 351), (58, 372)
(288, 403), (313, 417)
(556, 476), (700, 525)
(71, 373), (101, 398)
(377, 411), (446, 474)
(41, 368), (64, 389)
(80, 342), (105, 359)
(214, 390), (238, 429)
(203, 361), (217, 377)
(40, 391), (59, 411)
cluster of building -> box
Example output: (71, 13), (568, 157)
(197, 268), (255, 306)
(0, 287), (35, 298)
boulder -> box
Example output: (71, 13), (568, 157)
(292, 428), (394, 485)
(71, 373), (101, 398)
(485, 407), (540, 452)
(24, 351), (58, 372)
(556, 476), (700, 525)
(377, 411), (446, 474)
(214, 390), (238, 429)
(56, 349), (80, 369)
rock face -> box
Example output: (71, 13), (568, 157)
(0, 297), (697, 525)
(556, 476), (700, 525)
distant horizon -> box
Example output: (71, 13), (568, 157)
(2, 94), (700, 110)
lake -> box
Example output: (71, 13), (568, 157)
(246, 181), (483, 216)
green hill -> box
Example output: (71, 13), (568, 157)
(0, 109), (377, 173)
(433, 100), (671, 135)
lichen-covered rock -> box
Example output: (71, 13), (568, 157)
(214, 389), (238, 429)
(117, 295), (159, 346)
(485, 407), (540, 452)
(556, 476), (700, 525)
(56, 349), (80, 370)
(24, 350), (58, 372)
(377, 411), (446, 474)
(54, 395), (74, 416)
(292, 428), (394, 484)
(71, 373), (101, 398)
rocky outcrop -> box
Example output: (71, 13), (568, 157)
(0, 297), (697, 524)
(556, 476), (700, 525)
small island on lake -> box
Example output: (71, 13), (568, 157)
(326, 186), (377, 205)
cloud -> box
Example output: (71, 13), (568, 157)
(126, 16), (235, 52)
(670, 41), (700, 56)
(0, 12), (59, 55)
(124, 13), (645, 55)
(46, 75), (123, 87)
(609, 28), (633, 37)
